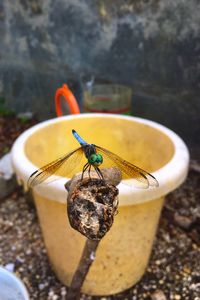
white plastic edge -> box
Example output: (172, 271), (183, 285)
(0, 266), (29, 300)
(11, 114), (190, 206)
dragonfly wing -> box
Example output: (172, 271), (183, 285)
(28, 147), (83, 188)
(95, 145), (159, 189)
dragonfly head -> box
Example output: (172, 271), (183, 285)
(88, 153), (103, 167)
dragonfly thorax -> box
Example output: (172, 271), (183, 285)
(88, 153), (103, 167)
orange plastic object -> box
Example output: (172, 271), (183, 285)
(55, 84), (80, 116)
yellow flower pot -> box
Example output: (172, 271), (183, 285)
(11, 114), (189, 296)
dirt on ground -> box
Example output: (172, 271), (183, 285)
(0, 115), (37, 157)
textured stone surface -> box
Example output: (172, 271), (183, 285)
(0, 1), (200, 146)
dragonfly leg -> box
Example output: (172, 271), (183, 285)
(81, 163), (89, 180)
(95, 167), (104, 181)
(88, 164), (91, 179)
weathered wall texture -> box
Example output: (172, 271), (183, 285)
(0, 0), (200, 147)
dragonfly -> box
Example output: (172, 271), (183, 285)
(28, 129), (159, 188)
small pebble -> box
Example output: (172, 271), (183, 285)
(151, 289), (167, 300)
(48, 290), (58, 300)
(38, 283), (45, 290)
(174, 295), (181, 300)
(159, 280), (164, 285)
(174, 212), (193, 230)
(163, 233), (171, 242)
(5, 263), (15, 272)
(16, 255), (25, 263)
(190, 283), (200, 290)
(61, 287), (66, 297)
(90, 251), (95, 260)
(26, 249), (32, 255)
(183, 267), (191, 274)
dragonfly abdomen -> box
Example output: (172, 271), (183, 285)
(72, 129), (87, 146)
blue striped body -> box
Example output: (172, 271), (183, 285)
(72, 129), (97, 160)
(72, 129), (88, 146)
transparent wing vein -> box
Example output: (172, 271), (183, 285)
(28, 147), (83, 187)
(95, 145), (158, 188)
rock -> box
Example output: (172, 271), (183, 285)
(17, 112), (33, 120)
(174, 212), (193, 230)
(0, 153), (13, 180)
(190, 159), (200, 173)
(0, 153), (17, 200)
(174, 294), (181, 300)
(5, 263), (15, 272)
(60, 287), (67, 297)
(151, 289), (167, 300)
(38, 283), (45, 290)
(67, 177), (119, 240)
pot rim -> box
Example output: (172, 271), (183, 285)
(11, 113), (189, 205)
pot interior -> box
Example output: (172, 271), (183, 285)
(25, 116), (175, 178)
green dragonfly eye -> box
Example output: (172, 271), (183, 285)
(88, 153), (103, 166)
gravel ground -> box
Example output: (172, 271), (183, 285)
(0, 169), (200, 300)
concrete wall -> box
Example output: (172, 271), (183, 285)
(0, 0), (200, 147)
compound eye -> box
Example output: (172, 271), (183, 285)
(89, 154), (97, 164)
(97, 154), (103, 163)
